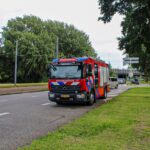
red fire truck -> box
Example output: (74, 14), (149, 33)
(48, 57), (110, 105)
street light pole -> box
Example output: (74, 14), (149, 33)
(56, 37), (59, 59)
(14, 40), (18, 86)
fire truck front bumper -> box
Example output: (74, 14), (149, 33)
(48, 91), (88, 103)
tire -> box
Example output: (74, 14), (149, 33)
(115, 84), (118, 89)
(87, 91), (95, 105)
(103, 88), (107, 99)
(56, 101), (63, 105)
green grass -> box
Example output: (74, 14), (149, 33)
(19, 87), (150, 150)
(126, 80), (150, 85)
(140, 81), (150, 84)
(0, 83), (47, 88)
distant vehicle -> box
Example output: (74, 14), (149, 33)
(131, 78), (139, 85)
(118, 78), (126, 84)
(109, 77), (118, 89)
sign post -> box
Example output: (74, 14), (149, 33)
(123, 57), (139, 80)
(123, 57), (139, 66)
(14, 40), (18, 86)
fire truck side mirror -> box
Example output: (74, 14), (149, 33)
(47, 69), (51, 78)
(95, 78), (98, 84)
(47, 65), (51, 78)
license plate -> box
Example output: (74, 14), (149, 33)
(61, 94), (70, 98)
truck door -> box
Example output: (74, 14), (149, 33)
(94, 64), (98, 88)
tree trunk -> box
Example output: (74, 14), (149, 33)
(144, 55), (150, 82)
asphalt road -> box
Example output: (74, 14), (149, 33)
(0, 85), (128, 150)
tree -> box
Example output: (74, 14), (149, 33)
(98, 0), (150, 23)
(0, 15), (96, 83)
(98, 0), (150, 81)
(2, 16), (51, 82)
(118, 7), (150, 81)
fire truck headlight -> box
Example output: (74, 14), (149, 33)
(77, 94), (85, 99)
(49, 93), (55, 98)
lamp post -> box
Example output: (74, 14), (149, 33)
(56, 37), (59, 59)
(14, 40), (18, 86)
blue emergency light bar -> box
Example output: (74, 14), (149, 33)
(52, 57), (88, 63)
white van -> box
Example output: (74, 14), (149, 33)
(109, 77), (119, 89)
(118, 78), (126, 84)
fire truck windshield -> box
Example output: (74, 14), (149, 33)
(50, 65), (82, 79)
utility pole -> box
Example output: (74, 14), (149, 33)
(56, 37), (59, 59)
(14, 40), (18, 86)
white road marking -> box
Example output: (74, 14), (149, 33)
(0, 112), (10, 117)
(32, 96), (38, 98)
(42, 102), (50, 106)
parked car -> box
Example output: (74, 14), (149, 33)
(131, 78), (139, 85)
(118, 78), (126, 84)
(109, 77), (119, 89)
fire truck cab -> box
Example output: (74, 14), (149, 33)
(48, 57), (110, 105)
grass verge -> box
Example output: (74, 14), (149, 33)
(0, 83), (47, 88)
(140, 81), (150, 84)
(126, 80), (150, 85)
(19, 87), (150, 150)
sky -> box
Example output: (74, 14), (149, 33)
(0, 0), (126, 68)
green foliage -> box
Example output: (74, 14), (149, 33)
(19, 87), (150, 150)
(0, 15), (97, 83)
(110, 70), (117, 77)
(0, 47), (14, 82)
(98, 0), (150, 81)
(109, 63), (117, 77)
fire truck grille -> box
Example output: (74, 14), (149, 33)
(51, 85), (81, 94)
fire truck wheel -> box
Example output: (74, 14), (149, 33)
(103, 88), (107, 99)
(87, 91), (95, 105)
(115, 84), (118, 89)
(56, 102), (63, 105)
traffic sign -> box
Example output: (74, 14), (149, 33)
(123, 57), (139, 61)
(124, 61), (139, 64)
(123, 57), (139, 66)
(129, 71), (133, 78)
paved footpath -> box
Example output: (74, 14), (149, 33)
(0, 85), (128, 150)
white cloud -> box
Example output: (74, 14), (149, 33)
(0, 0), (126, 68)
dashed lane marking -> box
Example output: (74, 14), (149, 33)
(0, 112), (10, 117)
(42, 102), (51, 106)
(32, 96), (38, 98)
